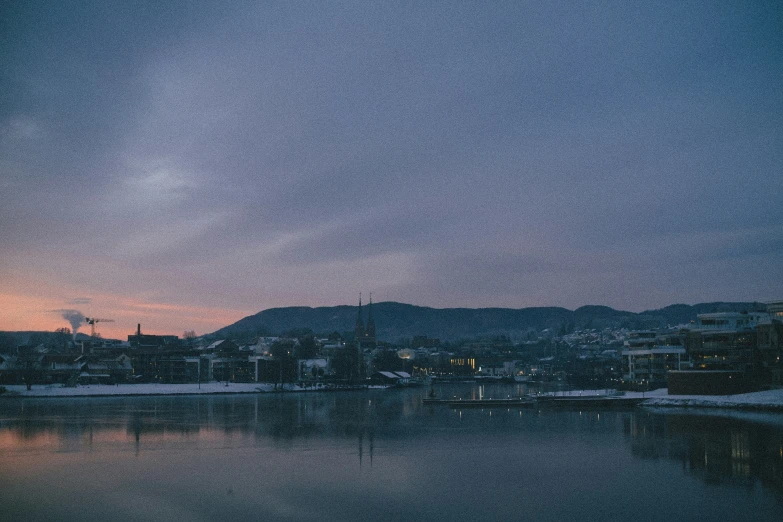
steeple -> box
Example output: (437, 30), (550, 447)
(366, 293), (376, 341)
(355, 293), (365, 340)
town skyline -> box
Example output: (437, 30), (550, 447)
(0, 296), (774, 341)
(2, 2), (781, 339)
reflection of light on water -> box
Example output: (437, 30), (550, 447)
(731, 432), (751, 477)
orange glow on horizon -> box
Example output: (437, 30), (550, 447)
(0, 292), (252, 339)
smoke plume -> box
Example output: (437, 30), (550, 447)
(58, 309), (85, 336)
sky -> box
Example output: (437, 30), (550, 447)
(1, 1), (782, 339)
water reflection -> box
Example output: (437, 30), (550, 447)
(0, 391), (419, 457)
(625, 409), (783, 499)
(2, 387), (783, 522)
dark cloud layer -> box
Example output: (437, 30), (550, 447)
(1, 1), (781, 334)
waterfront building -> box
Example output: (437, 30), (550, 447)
(370, 371), (411, 386)
(694, 312), (769, 330)
(621, 331), (687, 386)
(683, 312), (765, 374)
(757, 301), (783, 384)
(672, 307), (783, 391)
(767, 300), (783, 321)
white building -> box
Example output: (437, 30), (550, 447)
(622, 331), (687, 384)
(694, 312), (769, 331)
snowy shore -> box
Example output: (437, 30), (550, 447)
(3, 384), (783, 412)
(640, 388), (783, 412)
(531, 388), (783, 412)
(0, 382), (348, 398)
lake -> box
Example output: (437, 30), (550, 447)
(1, 383), (782, 522)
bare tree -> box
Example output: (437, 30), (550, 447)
(54, 327), (72, 352)
(15, 347), (42, 391)
(183, 330), (197, 348)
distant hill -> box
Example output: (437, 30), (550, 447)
(0, 331), (119, 352)
(209, 301), (767, 342)
(2, 301), (766, 349)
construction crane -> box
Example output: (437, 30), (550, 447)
(84, 317), (115, 338)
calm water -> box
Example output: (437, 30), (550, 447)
(1, 383), (782, 522)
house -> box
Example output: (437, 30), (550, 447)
(205, 340), (239, 353)
(298, 358), (329, 381)
(40, 354), (82, 384)
(75, 354), (133, 384)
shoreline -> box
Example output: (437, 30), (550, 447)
(3, 384), (783, 413)
(640, 393), (783, 412)
(0, 382), (386, 399)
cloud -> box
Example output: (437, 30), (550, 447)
(1, 116), (43, 140)
(0, 1), (781, 334)
(113, 211), (231, 259)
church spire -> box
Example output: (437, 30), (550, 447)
(366, 293), (376, 341)
(355, 293), (365, 340)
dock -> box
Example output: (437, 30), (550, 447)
(422, 397), (537, 408)
(423, 394), (648, 409)
(534, 395), (648, 409)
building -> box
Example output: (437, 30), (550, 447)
(354, 294), (376, 349)
(128, 324), (179, 349)
(757, 301), (783, 384)
(767, 300), (783, 321)
(622, 331), (687, 386)
(370, 371), (411, 386)
(693, 312), (768, 330)
(683, 312), (767, 374)
(673, 307), (783, 391)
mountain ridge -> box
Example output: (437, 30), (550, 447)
(209, 301), (767, 342)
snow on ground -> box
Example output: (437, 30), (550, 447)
(534, 387), (783, 411)
(0, 382), (306, 397)
(3, 384), (783, 412)
(535, 388), (669, 398)
(641, 388), (783, 411)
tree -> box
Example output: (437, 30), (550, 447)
(27, 332), (47, 348)
(373, 349), (403, 372)
(54, 327), (72, 352)
(331, 346), (363, 383)
(183, 330), (197, 348)
(0, 333), (16, 354)
(270, 340), (297, 389)
(295, 335), (318, 360)
(270, 339), (295, 359)
(15, 347), (42, 391)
